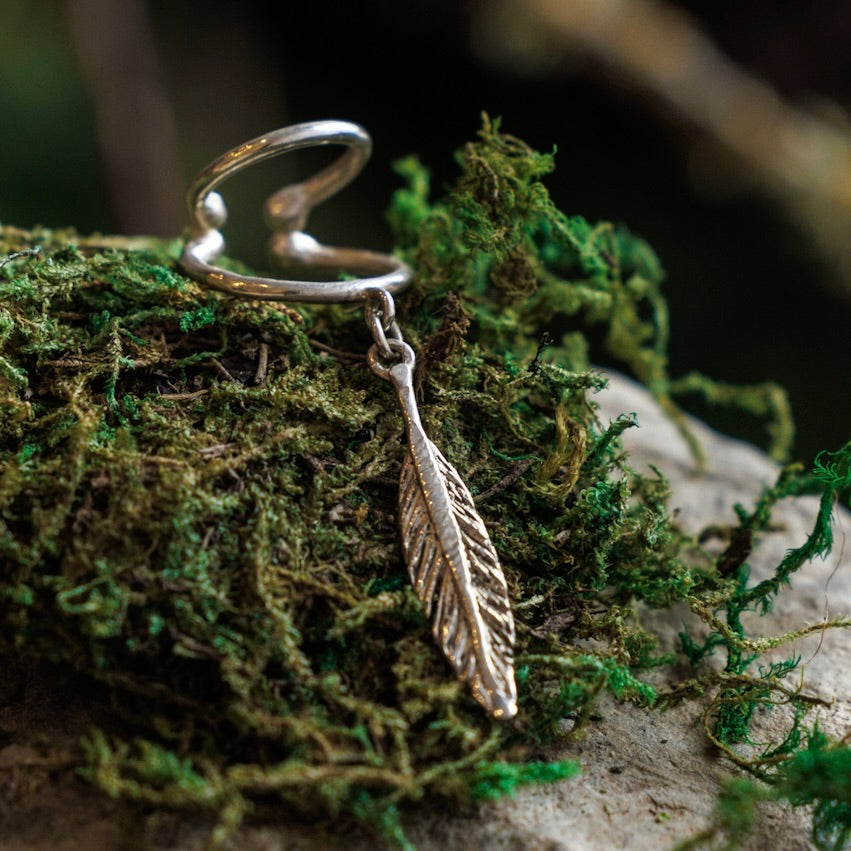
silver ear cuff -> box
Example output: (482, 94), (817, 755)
(179, 120), (517, 720)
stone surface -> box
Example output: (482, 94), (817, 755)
(0, 371), (847, 850)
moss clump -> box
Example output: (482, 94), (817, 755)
(678, 730), (851, 851)
(0, 117), (848, 847)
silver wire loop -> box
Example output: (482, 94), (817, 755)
(179, 120), (412, 303)
(367, 337), (416, 381)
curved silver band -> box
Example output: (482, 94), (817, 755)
(179, 120), (412, 303)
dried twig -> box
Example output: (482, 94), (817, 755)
(210, 357), (239, 384)
(254, 342), (270, 386)
(476, 458), (536, 503)
(308, 339), (367, 362)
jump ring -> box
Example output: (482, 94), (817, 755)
(179, 120), (412, 303)
(366, 338), (416, 381)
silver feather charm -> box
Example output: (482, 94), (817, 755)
(368, 338), (517, 719)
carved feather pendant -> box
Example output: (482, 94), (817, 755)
(382, 351), (517, 719)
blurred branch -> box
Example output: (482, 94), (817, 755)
(474, 0), (851, 295)
(65, 0), (182, 236)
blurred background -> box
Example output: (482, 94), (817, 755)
(1, 0), (849, 464)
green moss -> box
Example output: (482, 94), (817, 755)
(677, 733), (851, 851)
(0, 117), (848, 848)
(470, 759), (581, 801)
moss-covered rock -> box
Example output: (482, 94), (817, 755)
(0, 118), (848, 848)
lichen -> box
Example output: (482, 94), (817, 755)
(0, 116), (848, 848)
